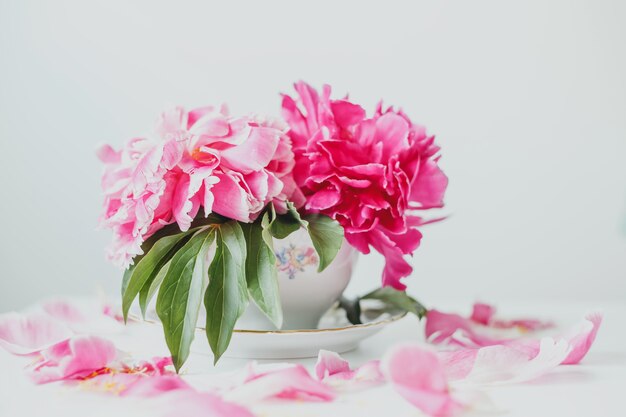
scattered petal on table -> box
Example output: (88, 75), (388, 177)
(118, 356), (174, 375)
(425, 309), (503, 348)
(29, 335), (117, 384)
(314, 350), (385, 390)
(427, 306), (603, 366)
(470, 302), (553, 331)
(226, 362), (335, 403)
(382, 344), (466, 417)
(349, 360), (385, 385)
(315, 349), (351, 379)
(102, 303), (125, 323)
(437, 349), (478, 381)
(82, 373), (190, 397)
(441, 338), (570, 384)
(0, 312), (73, 355)
(41, 299), (123, 334)
(561, 312), (603, 365)
(469, 303), (495, 325)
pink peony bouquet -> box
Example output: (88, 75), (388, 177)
(98, 82), (447, 369)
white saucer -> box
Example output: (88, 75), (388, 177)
(130, 303), (406, 359)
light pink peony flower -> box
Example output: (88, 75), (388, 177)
(98, 106), (299, 268)
(281, 82), (448, 289)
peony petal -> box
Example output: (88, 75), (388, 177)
(227, 363), (335, 403)
(410, 159), (448, 209)
(425, 309), (504, 348)
(156, 107), (187, 139)
(427, 305), (602, 366)
(42, 299), (124, 334)
(367, 229), (414, 290)
(315, 349), (351, 380)
(315, 351), (385, 391)
(96, 144), (121, 164)
(305, 187), (342, 211)
(441, 338), (570, 385)
(219, 126), (281, 173)
(375, 113), (410, 160)
(79, 373), (189, 397)
(0, 312), (72, 355)
(470, 302), (552, 331)
(470, 303), (496, 326)
(382, 344), (465, 417)
(280, 94), (309, 147)
(29, 336), (117, 384)
(330, 100), (366, 128)
(351, 360), (385, 386)
(293, 81), (323, 135)
(210, 171), (253, 222)
(171, 169), (214, 232)
(561, 312), (603, 365)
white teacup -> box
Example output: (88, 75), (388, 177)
(236, 228), (358, 330)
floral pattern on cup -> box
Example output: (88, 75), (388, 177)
(275, 244), (318, 279)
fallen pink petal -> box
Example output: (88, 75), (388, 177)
(470, 302), (553, 331)
(82, 373), (190, 397)
(440, 338), (570, 384)
(0, 312), (72, 355)
(426, 305), (603, 367)
(314, 350), (385, 389)
(41, 299), (123, 334)
(382, 344), (466, 417)
(315, 349), (351, 380)
(226, 363), (335, 403)
(561, 312), (603, 365)
(29, 335), (118, 384)
(425, 309), (503, 348)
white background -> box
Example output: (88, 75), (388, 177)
(1, 0), (625, 310)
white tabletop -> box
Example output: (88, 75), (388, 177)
(1, 300), (624, 417)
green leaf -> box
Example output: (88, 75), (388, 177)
(241, 213), (283, 328)
(267, 202), (307, 239)
(303, 214), (343, 272)
(138, 259), (170, 317)
(121, 266), (134, 297)
(122, 230), (196, 322)
(204, 221), (249, 364)
(155, 228), (216, 372)
(360, 287), (427, 318)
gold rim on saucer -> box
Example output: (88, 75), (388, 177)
(129, 308), (407, 335)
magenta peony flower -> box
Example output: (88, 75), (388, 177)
(98, 105), (298, 268)
(281, 82), (448, 289)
